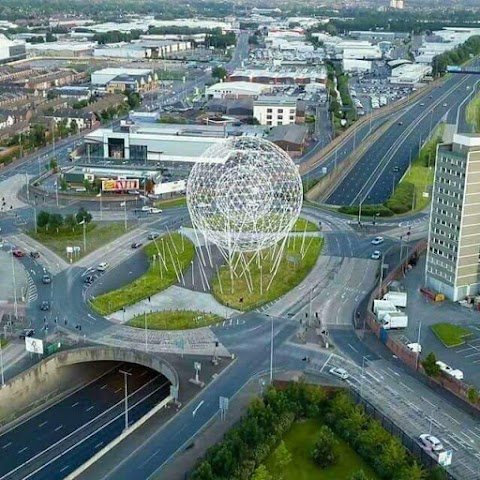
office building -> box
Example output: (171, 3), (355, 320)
(425, 134), (480, 300)
(253, 96), (297, 126)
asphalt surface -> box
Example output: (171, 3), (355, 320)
(0, 363), (170, 480)
(327, 66), (480, 206)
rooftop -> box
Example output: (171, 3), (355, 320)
(253, 96), (297, 106)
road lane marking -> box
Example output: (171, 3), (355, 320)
(386, 367), (400, 377)
(95, 442), (104, 449)
(55, 425), (63, 432)
(348, 343), (358, 353)
(192, 400), (204, 417)
(18, 447), (28, 454)
(71, 402), (79, 408)
(100, 384), (107, 390)
(60, 465), (70, 473)
(86, 406), (94, 412)
(115, 387), (122, 394)
(38, 421), (48, 427)
(444, 412), (461, 425)
(460, 431), (475, 443)
(420, 396), (436, 408)
(140, 370), (148, 377)
(399, 382), (413, 392)
(2, 442), (11, 449)
(319, 353), (333, 373)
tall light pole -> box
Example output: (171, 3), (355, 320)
(10, 245), (18, 319)
(79, 220), (87, 252)
(0, 339), (5, 387)
(267, 314), (274, 384)
(119, 370), (132, 431)
(360, 355), (370, 397)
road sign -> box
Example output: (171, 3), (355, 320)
(194, 361), (201, 371)
(438, 449), (453, 467)
(25, 337), (44, 354)
(219, 396), (229, 411)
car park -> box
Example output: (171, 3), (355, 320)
(97, 262), (109, 271)
(29, 251), (40, 259)
(19, 328), (35, 339)
(42, 274), (51, 284)
(419, 434), (444, 452)
(371, 236), (384, 245)
(12, 249), (24, 257)
(329, 367), (349, 380)
(371, 250), (381, 260)
(131, 242), (143, 249)
(40, 301), (50, 311)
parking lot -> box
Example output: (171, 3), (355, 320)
(388, 254), (480, 388)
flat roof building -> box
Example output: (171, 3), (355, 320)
(253, 96), (297, 127)
(91, 68), (155, 86)
(425, 134), (480, 301)
(206, 81), (272, 99)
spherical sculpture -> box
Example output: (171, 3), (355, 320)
(186, 137), (303, 253)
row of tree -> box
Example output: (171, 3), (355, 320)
(37, 208), (92, 233)
(432, 35), (480, 77)
(190, 383), (447, 480)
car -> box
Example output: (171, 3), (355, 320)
(371, 236), (384, 245)
(393, 165), (400, 172)
(40, 301), (50, 311)
(407, 342), (422, 353)
(329, 367), (349, 380)
(97, 262), (109, 272)
(443, 103), (448, 107)
(419, 434), (444, 452)
(147, 232), (160, 240)
(84, 275), (94, 285)
(371, 250), (381, 260)
(397, 121), (403, 125)
(420, 102), (425, 106)
(29, 251), (40, 259)
(131, 242), (143, 249)
(19, 328), (35, 339)
(12, 249), (24, 258)
(42, 274), (51, 284)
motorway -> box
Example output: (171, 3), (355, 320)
(327, 66), (480, 206)
(0, 363), (170, 480)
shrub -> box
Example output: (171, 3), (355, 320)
(338, 204), (394, 217)
(422, 352), (441, 377)
(311, 425), (339, 468)
(384, 182), (414, 214)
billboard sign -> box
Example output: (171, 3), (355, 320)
(102, 179), (140, 192)
(25, 337), (44, 354)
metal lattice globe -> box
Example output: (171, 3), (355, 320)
(186, 137), (303, 253)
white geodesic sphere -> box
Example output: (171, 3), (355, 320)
(186, 136), (303, 253)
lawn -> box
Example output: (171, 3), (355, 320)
(431, 322), (473, 347)
(292, 217), (320, 232)
(265, 419), (379, 480)
(127, 310), (222, 330)
(90, 233), (195, 315)
(212, 236), (323, 311)
(29, 222), (128, 261)
(396, 162), (435, 212)
(154, 196), (186, 209)
(466, 93), (480, 133)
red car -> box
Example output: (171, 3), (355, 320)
(12, 249), (24, 258)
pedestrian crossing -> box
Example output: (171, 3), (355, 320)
(26, 272), (37, 303)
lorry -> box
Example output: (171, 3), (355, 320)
(380, 312), (408, 329)
(373, 299), (397, 315)
(383, 291), (407, 308)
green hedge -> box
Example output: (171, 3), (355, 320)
(338, 205), (394, 217)
(384, 182), (414, 214)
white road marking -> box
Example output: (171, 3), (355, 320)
(399, 382), (413, 392)
(71, 402), (79, 408)
(38, 421), (48, 427)
(348, 343), (358, 353)
(2, 442), (12, 449)
(460, 431), (475, 443)
(386, 367), (400, 377)
(444, 412), (461, 425)
(100, 384), (107, 390)
(60, 465), (70, 472)
(55, 425), (63, 432)
(420, 396), (436, 408)
(95, 442), (104, 449)
(115, 387), (122, 394)
(18, 447), (28, 454)
(86, 406), (94, 412)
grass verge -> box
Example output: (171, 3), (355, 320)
(431, 322), (473, 347)
(466, 92), (480, 132)
(264, 419), (379, 480)
(90, 233), (194, 315)
(212, 236), (323, 311)
(292, 218), (320, 232)
(127, 310), (222, 330)
(154, 196), (187, 209)
(28, 222), (128, 261)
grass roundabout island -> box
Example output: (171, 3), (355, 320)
(213, 235), (324, 311)
(127, 310), (222, 330)
(90, 232), (195, 315)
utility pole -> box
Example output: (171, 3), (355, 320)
(10, 245), (18, 318)
(269, 315), (274, 384)
(0, 339), (4, 387)
(119, 370), (132, 431)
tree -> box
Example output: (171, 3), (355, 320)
(271, 441), (291, 480)
(467, 386), (478, 404)
(64, 213), (77, 231)
(83, 179), (92, 191)
(70, 119), (78, 134)
(212, 66), (228, 81)
(311, 425), (339, 468)
(60, 178), (68, 191)
(251, 465), (272, 480)
(350, 470), (371, 480)
(422, 352), (441, 377)
(376, 437), (407, 479)
(48, 213), (63, 232)
(127, 92), (141, 109)
(189, 461), (214, 480)
(395, 462), (426, 480)
(76, 207), (92, 224)
(49, 157), (58, 171)
(37, 211), (50, 229)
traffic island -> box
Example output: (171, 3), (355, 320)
(212, 237), (323, 311)
(127, 310), (223, 331)
(431, 322), (473, 348)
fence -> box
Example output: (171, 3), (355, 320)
(350, 388), (456, 479)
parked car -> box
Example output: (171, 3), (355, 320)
(42, 274), (51, 284)
(40, 301), (50, 311)
(97, 262), (109, 272)
(371, 236), (384, 245)
(147, 232), (160, 240)
(419, 434), (444, 452)
(19, 328), (35, 339)
(12, 249), (24, 257)
(329, 367), (349, 380)
(131, 242), (143, 249)
(407, 342), (422, 353)
(371, 250), (381, 260)
(29, 251), (40, 259)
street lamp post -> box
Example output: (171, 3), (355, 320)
(119, 370), (132, 431)
(360, 355), (370, 397)
(267, 314), (274, 384)
(0, 339), (5, 387)
(10, 245), (18, 319)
